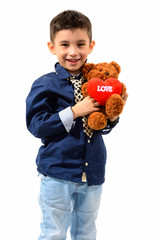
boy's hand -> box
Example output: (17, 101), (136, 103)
(109, 92), (128, 122)
(71, 96), (100, 120)
(72, 92), (128, 121)
(122, 92), (128, 105)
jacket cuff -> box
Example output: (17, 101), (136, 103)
(59, 107), (75, 132)
(107, 116), (120, 128)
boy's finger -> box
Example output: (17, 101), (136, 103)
(94, 102), (100, 106)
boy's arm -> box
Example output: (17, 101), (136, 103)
(26, 80), (73, 139)
(26, 79), (100, 139)
(59, 107), (75, 132)
(101, 117), (119, 135)
(59, 96), (100, 132)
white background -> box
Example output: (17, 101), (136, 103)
(1, 0), (160, 239)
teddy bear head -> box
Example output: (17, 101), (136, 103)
(82, 61), (121, 81)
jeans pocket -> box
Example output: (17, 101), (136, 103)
(39, 174), (51, 182)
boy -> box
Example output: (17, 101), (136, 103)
(26, 10), (128, 240)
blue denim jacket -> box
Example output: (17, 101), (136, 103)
(26, 63), (119, 186)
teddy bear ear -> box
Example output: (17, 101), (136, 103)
(82, 63), (95, 78)
(110, 61), (121, 74)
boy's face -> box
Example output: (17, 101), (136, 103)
(48, 29), (95, 75)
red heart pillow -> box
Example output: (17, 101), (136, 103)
(87, 78), (122, 105)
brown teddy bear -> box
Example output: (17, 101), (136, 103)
(81, 61), (127, 130)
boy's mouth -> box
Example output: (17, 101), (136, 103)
(66, 59), (80, 63)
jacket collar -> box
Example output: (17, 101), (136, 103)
(55, 62), (82, 80)
(55, 62), (71, 80)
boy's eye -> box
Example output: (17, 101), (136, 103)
(61, 44), (69, 47)
(78, 43), (85, 47)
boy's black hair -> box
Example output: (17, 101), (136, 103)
(50, 10), (92, 43)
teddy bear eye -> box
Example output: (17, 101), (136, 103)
(105, 72), (109, 75)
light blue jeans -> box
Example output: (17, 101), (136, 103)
(38, 175), (102, 240)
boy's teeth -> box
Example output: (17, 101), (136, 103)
(68, 59), (78, 62)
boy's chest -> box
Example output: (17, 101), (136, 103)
(49, 80), (75, 111)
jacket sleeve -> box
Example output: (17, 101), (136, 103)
(26, 79), (70, 139)
(101, 117), (119, 135)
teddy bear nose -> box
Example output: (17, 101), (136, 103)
(105, 72), (109, 76)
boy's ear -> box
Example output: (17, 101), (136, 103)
(47, 42), (56, 55)
(88, 40), (95, 54)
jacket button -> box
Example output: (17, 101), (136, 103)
(88, 140), (90, 143)
(85, 162), (88, 166)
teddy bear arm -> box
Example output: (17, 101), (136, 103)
(81, 82), (89, 97)
(88, 112), (107, 130)
(105, 94), (124, 118)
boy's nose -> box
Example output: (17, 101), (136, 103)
(69, 46), (78, 56)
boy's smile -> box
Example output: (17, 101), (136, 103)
(48, 29), (95, 75)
